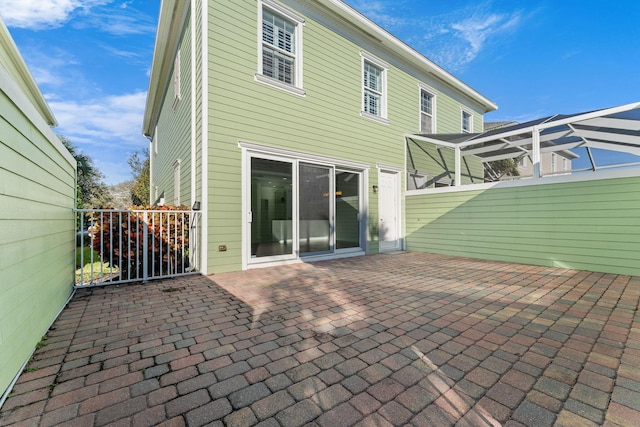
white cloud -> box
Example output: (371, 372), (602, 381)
(49, 91), (150, 184)
(449, 12), (521, 67)
(419, 9), (522, 72)
(49, 91), (148, 149)
(346, 0), (525, 73)
(348, 0), (411, 29)
(75, 8), (157, 36)
(0, 0), (111, 29)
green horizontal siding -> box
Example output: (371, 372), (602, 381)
(0, 87), (75, 397)
(406, 176), (640, 276)
(152, 12), (193, 207)
(202, 0), (488, 273)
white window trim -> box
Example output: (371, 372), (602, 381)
(173, 159), (181, 205)
(256, 0), (306, 97)
(418, 82), (437, 133)
(360, 51), (389, 125)
(172, 49), (181, 109)
(461, 107), (473, 133)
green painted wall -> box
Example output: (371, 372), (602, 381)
(405, 175), (640, 276)
(0, 88), (75, 397)
(202, 0), (488, 273)
(152, 11), (193, 207)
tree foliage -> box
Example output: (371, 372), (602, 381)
(128, 148), (150, 206)
(485, 158), (520, 181)
(60, 135), (111, 208)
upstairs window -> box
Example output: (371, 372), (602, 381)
(419, 85), (436, 133)
(257, 1), (305, 96)
(360, 52), (388, 124)
(262, 10), (295, 84)
(462, 110), (473, 133)
(363, 62), (382, 115)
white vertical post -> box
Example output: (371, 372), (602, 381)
(200, 0), (209, 275)
(143, 211), (148, 282)
(532, 126), (541, 179)
(454, 145), (462, 186)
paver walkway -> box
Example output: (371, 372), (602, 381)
(1, 252), (639, 426)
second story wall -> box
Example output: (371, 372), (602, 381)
(151, 8), (193, 207)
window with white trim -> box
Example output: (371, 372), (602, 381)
(257, 1), (304, 95)
(173, 159), (181, 205)
(360, 52), (388, 123)
(364, 61), (382, 116)
(462, 110), (473, 133)
(420, 87), (435, 133)
(563, 158), (568, 172)
(551, 153), (557, 173)
(173, 49), (181, 108)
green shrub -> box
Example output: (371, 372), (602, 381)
(88, 205), (192, 279)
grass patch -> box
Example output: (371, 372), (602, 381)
(75, 247), (119, 285)
(35, 336), (48, 349)
(76, 246), (100, 268)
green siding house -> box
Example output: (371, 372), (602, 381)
(143, 0), (497, 274)
(0, 19), (76, 401)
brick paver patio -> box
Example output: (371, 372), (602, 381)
(1, 252), (639, 426)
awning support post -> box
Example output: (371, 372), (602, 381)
(532, 127), (541, 179)
(454, 145), (461, 186)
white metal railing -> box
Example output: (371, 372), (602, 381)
(74, 209), (201, 287)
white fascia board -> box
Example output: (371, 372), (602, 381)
(317, 0), (497, 113)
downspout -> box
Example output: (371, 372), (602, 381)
(190, 0), (196, 205)
(200, 0), (209, 274)
(146, 134), (153, 204)
(454, 145), (461, 186)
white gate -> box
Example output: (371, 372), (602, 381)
(74, 209), (201, 287)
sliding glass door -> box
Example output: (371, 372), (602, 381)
(335, 171), (360, 249)
(250, 157), (294, 260)
(248, 154), (363, 265)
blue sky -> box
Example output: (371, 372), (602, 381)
(2, 0), (639, 184)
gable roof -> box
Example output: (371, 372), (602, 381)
(0, 18), (56, 126)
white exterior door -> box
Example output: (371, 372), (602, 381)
(378, 170), (400, 252)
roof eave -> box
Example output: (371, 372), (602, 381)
(317, 0), (498, 113)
